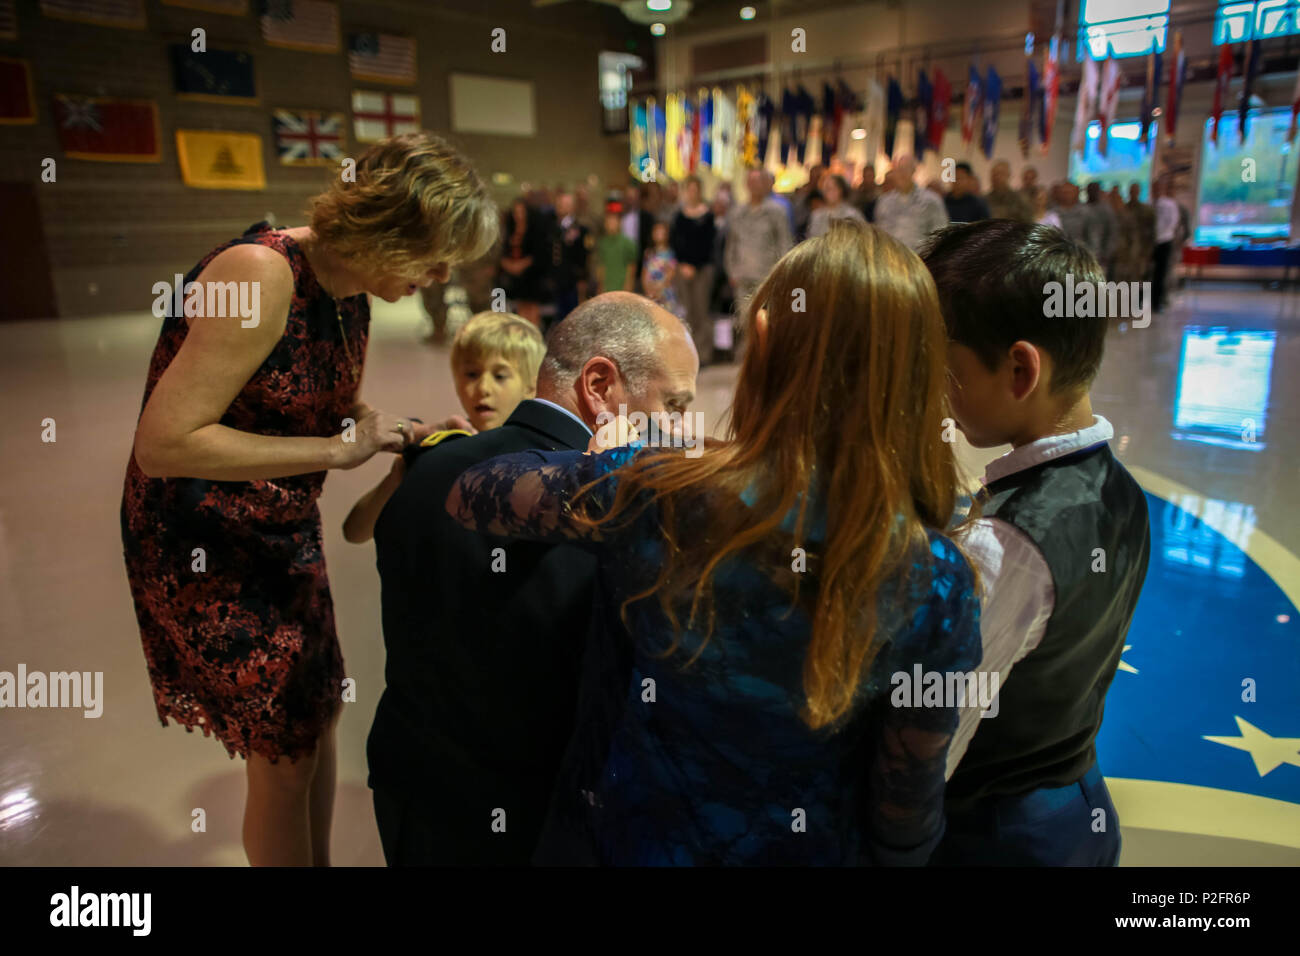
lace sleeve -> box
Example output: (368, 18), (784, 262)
(861, 539), (982, 865)
(445, 444), (642, 545)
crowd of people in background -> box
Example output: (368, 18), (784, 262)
(421, 157), (1194, 354)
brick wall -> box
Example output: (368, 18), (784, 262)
(0, 0), (641, 316)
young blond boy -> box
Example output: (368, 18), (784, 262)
(343, 312), (545, 542)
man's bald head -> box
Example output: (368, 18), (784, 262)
(538, 292), (699, 429)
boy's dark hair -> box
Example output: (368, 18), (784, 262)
(955, 161), (974, 175)
(919, 219), (1107, 393)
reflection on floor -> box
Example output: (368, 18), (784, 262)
(0, 283), (1295, 865)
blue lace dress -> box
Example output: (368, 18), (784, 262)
(448, 445), (981, 865)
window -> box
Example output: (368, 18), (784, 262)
(599, 51), (644, 134)
(1079, 0), (1169, 59)
(1214, 0), (1300, 43)
(1068, 120), (1155, 196)
(1194, 107), (1295, 245)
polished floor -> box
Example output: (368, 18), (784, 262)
(0, 281), (1296, 865)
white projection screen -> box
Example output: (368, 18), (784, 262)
(449, 74), (536, 136)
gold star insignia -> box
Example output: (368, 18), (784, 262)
(1203, 717), (1300, 777)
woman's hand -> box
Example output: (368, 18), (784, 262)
(334, 405), (408, 469)
(408, 415), (476, 444)
(679, 263), (696, 279)
(587, 414), (639, 454)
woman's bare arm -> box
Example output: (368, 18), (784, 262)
(133, 243), (403, 480)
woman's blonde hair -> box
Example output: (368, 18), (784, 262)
(576, 221), (963, 730)
(309, 132), (499, 278)
(451, 311), (546, 388)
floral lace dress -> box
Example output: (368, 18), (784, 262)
(120, 222), (367, 762)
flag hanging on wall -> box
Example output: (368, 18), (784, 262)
(272, 109), (344, 165)
(1096, 56), (1121, 158)
(712, 88), (735, 178)
(1238, 38), (1260, 144)
(1289, 71), (1300, 144)
(914, 69), (932, 157)
(961, 66), (982, 149)
(664, 93), (681, 179)
(260, 0), (339, 54)
(1139, 51), (1155, 149)
(0, 57), (35, 124)
(171, 46), (256, 103)
(929, 68), (950, 153)
(351, 90), (419, 141)
(1211, 44), (1234, 146)
(1071, 54), (1098, 154)
(652, 95), (666, 174)
(176, 128), (265, 189)
(698, 90), (712, 169)
(40, 0), (145, 29)
(348, 32), (416, 85)
(1040, 36), (1059, 154)
(630, 99), (649, 179)
(884, 76), (902, 158)
(1164, 29), (1185, 145)
(53, 94), (159, 161)
(737, 86), (757, 169)
(981, 66), (1001, 159)
(687, 95), (700, 172)
(1018, 57), (1039, 157)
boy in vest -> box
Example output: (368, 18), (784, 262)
(920, 220), (1151, 865)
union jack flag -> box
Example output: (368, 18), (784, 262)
(272, 108), (344, 165)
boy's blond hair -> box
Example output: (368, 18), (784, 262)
(451, 312), (546, 387)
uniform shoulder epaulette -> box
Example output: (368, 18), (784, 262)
(419, 428), (473, 448)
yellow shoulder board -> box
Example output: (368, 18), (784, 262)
(420, 429), (473, 448)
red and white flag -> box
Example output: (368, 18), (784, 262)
(348, 32), (416, 85)
(1211, 45), (1234, 146)
(1096, 57), (1121, 158)
(351, 90), (419, 142)
(261, 0), (339, 54)
(1040, 36), (1059, 154)
(1289, 69), (1300, 144)
(1071, 55), (1098, 154)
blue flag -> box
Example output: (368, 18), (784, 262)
(982, 66), (1001, 159)
(885, 76), (903, 158)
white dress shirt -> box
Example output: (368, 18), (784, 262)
(529, 398), (593, 437)
(1155, 196), (1180, 244)
(945, 415), (1116, 779)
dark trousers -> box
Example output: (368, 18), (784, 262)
(372, 784), (540, 866)
(931, 763), (1122, 866)
(1152, 241), (1173, 311)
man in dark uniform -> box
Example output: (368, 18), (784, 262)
(548, 190), (591, 331)
(367, 292), (698, 865)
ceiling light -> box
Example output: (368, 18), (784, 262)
(740, 5), (756, 19)
(851, 128), (866, 140)
(647, 0), (672, 10)
(650, 22), (666, 35)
